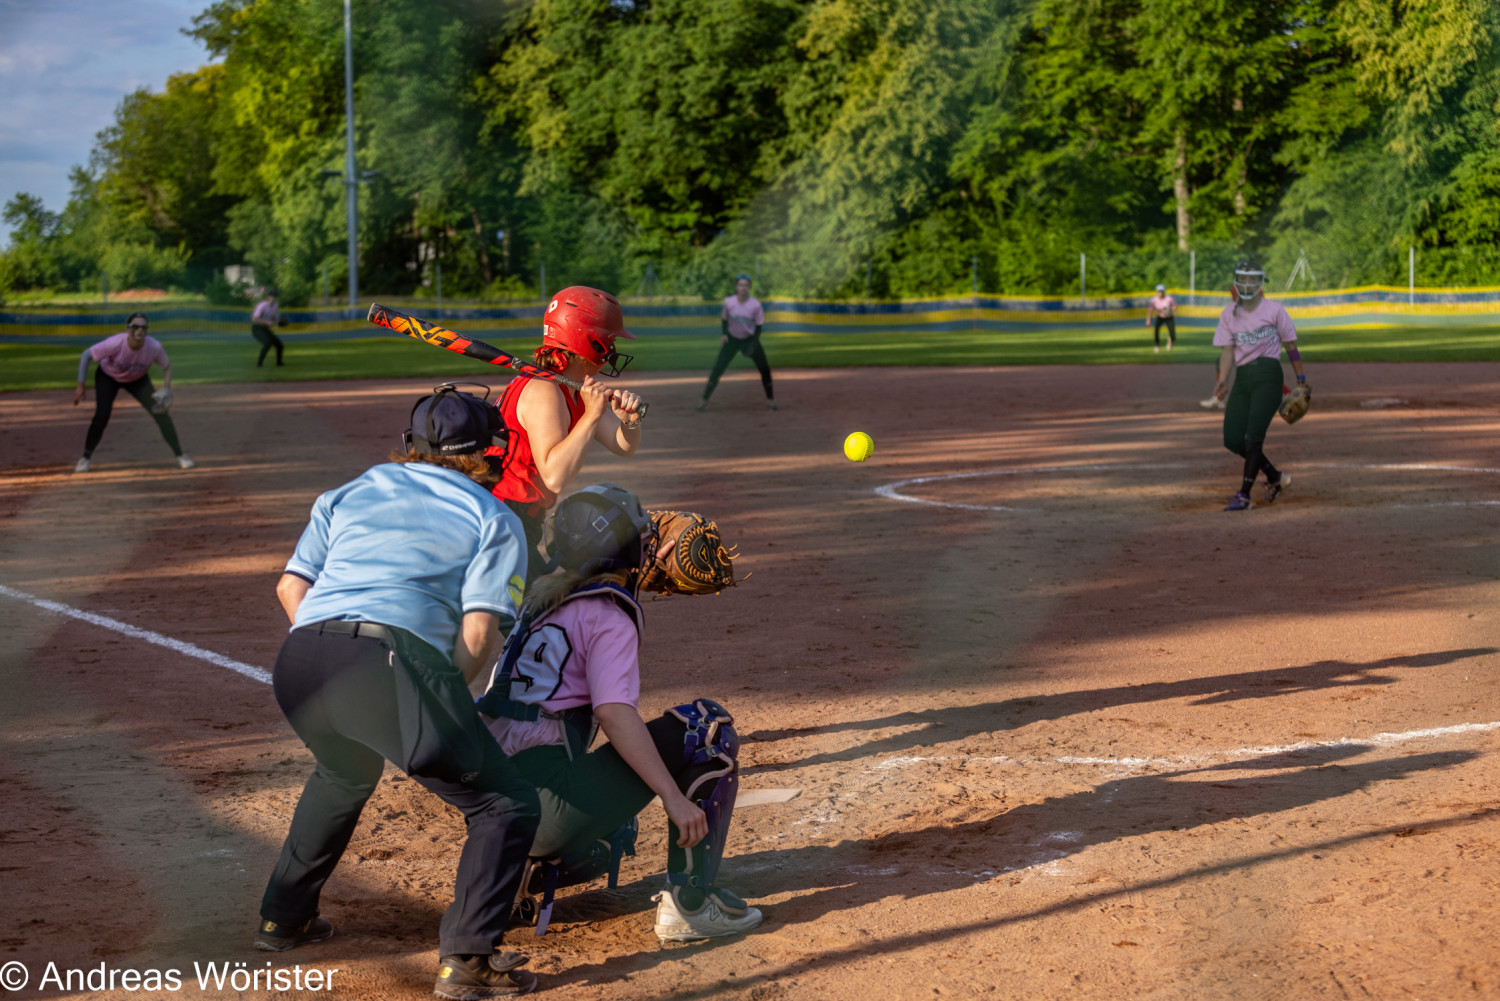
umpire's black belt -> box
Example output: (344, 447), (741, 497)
(303, 619), (394, 643)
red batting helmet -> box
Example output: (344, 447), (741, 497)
(542, 286), (635, 376)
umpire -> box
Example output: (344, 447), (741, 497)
(256, 386), (542, 998)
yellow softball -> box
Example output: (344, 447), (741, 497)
(843, 431), (874, 462)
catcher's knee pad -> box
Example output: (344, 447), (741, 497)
(666, 698), (739, 891)
(515, 818), (638, 937)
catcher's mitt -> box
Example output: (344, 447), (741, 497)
(150, 387), (173, 414)
(640, 510), (738, 596)
(1279, 383), (1311, 424)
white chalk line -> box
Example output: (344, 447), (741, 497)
(877, 720), (1500, 774)
(875, 461), (1500, 512)
(0, 583), (272, 685)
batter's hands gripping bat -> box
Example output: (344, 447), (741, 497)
(367, 303), (648, 417)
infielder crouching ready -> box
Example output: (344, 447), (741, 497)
(477, 484), (763, 945)
(257, 386), (545, 998)
(1212, 261), (1307, 511)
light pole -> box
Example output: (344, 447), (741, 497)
(342, 0), (358, 308)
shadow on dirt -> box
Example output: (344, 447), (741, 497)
(740, 648), (1497, 773)
(532, 744), (1478, 991)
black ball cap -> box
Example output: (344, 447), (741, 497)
(409, 390), (491, 455)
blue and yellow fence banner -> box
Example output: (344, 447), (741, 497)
(4, 285), (1498, 345)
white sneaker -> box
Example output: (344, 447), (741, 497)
(1199, 396), (1224, 410)
(652, 885), (762, 942)
(74, 457), (90, 473)
(177, 454), (196, 470)
(1153, 346), (1160, 354)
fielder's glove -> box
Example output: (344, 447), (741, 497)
(640, 511), (738, 596)
(277, 316), (289, 328)
(150, 387), (173, 414)
(1279, 383), (1311, 424)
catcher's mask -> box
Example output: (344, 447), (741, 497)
(542, 286), (635, 377)
(403, 383), (506, 456)
(1233, 260), (1265, 304)
(545, 483), (656, 581)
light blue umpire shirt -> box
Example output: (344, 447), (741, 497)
(285, 462), (528, 656)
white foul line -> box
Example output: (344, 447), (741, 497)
(877, 720), (1500, 773)
(0, 583), (272, 685)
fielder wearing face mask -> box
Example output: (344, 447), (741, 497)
(1210, 261), (1308, 511)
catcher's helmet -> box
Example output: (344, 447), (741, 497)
(545, 483), (654, 578)
(404, 384), (507, 456)
(542, 286), (635, 376)
(1233, 260), (1265, 304)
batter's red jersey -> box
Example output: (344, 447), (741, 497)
(489, 374), (585, 514)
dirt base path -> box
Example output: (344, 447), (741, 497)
(1, 363), (1497, 1000)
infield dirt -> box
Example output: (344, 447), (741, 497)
(1, 363), (1497, 1000)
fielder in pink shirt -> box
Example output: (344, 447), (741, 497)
(250, 288), (286, 367)
(1146, 283), (1176, 351)
(698, 275), (775, 411)
(1211, 261), (1307, 511)
(71, 312), (193, 472)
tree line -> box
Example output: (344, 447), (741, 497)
(3, 0), (1498, 305)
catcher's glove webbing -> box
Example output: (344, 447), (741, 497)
(639, 511), (738, 596)
(1279, 384), (1311, 424)
(150, 387), (173, 414)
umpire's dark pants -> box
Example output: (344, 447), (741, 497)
(702, 334), (773, 401)
(261, 622), (540, 957)
(83, 369), (183, 458)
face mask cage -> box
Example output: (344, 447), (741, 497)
(599, 349), (633, 378)
(1233, 269), (1264, 302)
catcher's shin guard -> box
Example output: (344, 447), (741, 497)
(665, 699), (739, 892)
(515, 819), (637, 937)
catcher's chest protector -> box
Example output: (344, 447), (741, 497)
(487, 582), (643, 721)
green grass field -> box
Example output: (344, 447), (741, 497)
(2, 325), (1496, 393)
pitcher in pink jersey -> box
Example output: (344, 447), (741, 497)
(1211, 261), (1307, 511)
(697, 274), (775, 411)
(70, 312), (193, 472)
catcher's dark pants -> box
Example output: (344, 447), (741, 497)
(83, 370), (182, 458)
(1222, 356), (1284, 488)
(1153, 315), (1176, 347)
(511, 711), (725, 903)
(261, 622), (540, 957)
(252, 323), (284, 366)
(702, 334), (773, 401)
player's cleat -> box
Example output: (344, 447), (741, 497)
(177, 454), (196, 470)
(1224, 492), (1253, 512)
(652, 885), (763, 942)
(1199, 396), (1225, 410)
(433, 953), (536, 999)
(1264, 472), (1290, 504)
(1153, 346), (1160, 354)
(253, 916), (334, 952)
(1166, 341), (1174, 351)
(73, 457), (90, 473)
(766, 400), (778, 411)
(695, 400), (708, 412)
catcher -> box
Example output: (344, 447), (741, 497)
(1211, 261), (1309, 511)
(473, 484), (759, 950)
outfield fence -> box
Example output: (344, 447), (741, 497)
(3, 285), (1498, 346)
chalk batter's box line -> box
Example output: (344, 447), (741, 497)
(875, 461), (1500, 512)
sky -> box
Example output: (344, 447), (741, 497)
(0, 0), (212, 246)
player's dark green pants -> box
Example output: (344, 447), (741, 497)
(1222, 356), (1283, 488)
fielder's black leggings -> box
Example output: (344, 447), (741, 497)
(262, 623), (540, 957)
(1222, 356), (1283, 490)
(702, 334), (773, 400)
(252, 323), (284, 366)
(83, 370), (182, 458)
(1153, 315), (1176, 346)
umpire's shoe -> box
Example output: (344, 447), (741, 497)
(253, 916), (334, 952)
(434, 953), (536, 999)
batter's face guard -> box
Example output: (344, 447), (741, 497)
(666, 698), (740, 892)
(403, 383), (507, 456)
(542, 286), (635, 377)
(1233, 261), (1265, 304)
(545, 482), (656, 579)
